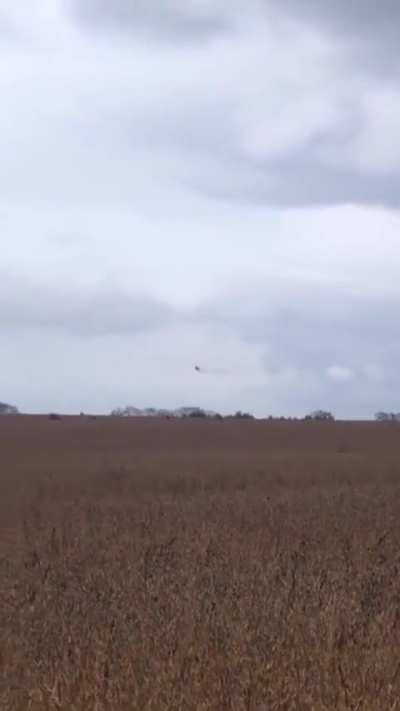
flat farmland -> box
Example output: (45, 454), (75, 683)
(2, 416), (400, 710)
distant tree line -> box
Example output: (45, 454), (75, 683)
(183, 410), (254, 420)
(375, 412), (400, 422)
(305, 410), (335, 422)
(109, 405), (341, 422)
(0, 402), (19, 415)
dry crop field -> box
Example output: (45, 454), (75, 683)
(2, 415), (400, 710)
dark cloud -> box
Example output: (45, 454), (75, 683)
(272, 0), (400, 72)
(69, 0), (232, 39)
(201, 152), (400, 209)
(270, 161), (400, 210)
(69, 0), (400, 60)
(0, 273), (175, 336)
(60, 0), (400, 210)
(275, 1), (400, 41)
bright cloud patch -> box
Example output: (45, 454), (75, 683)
(325, 366), (354, 383)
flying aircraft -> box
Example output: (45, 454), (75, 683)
(194, 365), (201, 372)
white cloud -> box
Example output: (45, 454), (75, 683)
(325, 366), (354, 383)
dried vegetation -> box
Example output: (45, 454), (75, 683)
(1, 417), (400, 709)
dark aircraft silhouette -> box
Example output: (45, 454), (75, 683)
(195, 365), (201, 372)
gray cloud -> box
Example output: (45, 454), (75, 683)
(1, 3), (400, 417)
(264, 1), (400, 93)
(1, 269), (400, 417)
(65, 0), (400, 208)
(69, 0), (234, 39)
(69, 0), (400, 64)
(70, 0), (400, 43)
(0, 273), (175, 336)
(194, 151), (400, 209)
(275, 1), (400, 51)
(197, 278), (400, 380)
(188, 279), (400, 417)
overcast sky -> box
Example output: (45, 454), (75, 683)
(1, 0), (400, 417)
